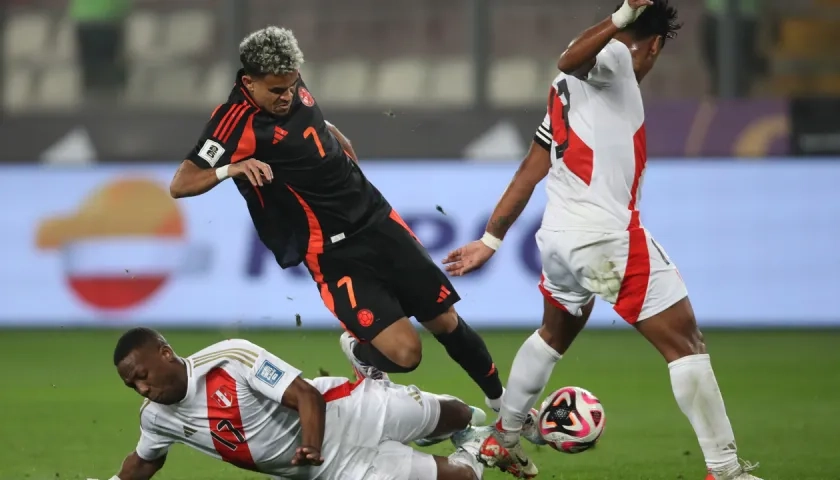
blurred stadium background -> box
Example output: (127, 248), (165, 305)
(1, 1), (839, 479)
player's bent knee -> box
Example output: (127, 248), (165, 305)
(387, 343), (422, 370)
(373, 318), (424, 369)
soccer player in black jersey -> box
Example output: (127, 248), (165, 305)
(169, 27), (504, 417)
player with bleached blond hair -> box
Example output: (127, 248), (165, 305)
(170, 26), (507, 430)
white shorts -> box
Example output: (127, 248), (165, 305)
(536, 227), (688, 323)
(310, 378), (442, 480)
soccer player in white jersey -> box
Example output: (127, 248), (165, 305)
(442, 1), (762, 479)
(106, 327), (502, 480)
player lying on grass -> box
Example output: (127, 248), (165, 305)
(107, 327), (502, 480)
(443, 1), (762, 479)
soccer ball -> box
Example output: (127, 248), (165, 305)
(537, 386), (605, 453)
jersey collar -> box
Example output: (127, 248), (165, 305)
(234, 69), (261, 109)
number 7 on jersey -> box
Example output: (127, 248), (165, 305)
(304, 127), (326, 158)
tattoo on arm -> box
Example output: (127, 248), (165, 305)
(487, 199), (528, 237)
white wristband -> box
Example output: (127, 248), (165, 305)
(109, 476), (122, 480)
(215, 164), (230, 181)
(611, 0), (645, 29)
(480, 232), (503, 251)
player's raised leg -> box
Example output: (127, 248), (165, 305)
(344, 212), (504, 408)
(400, 217), (504, 409)
(421, 306), (504, 410)
(312, 241), (427, 380)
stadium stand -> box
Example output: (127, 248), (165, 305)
(2, 0), (838, 110)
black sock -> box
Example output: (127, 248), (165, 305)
(353, 342), (418, 373)
(434, 316), (503, 400)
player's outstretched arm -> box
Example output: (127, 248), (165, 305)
(325, 120), (358, 163)
(112, 451), (166, 480)
(280, 377), (327, 466)
(557, 0), (652, 77)
(486, 140), (551, 240)
(442, 140), (550, 276)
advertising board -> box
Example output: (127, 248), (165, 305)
(0, 160), (837, 328)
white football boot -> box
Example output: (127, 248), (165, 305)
(485, 396), (545, 446)
(415, 405), (487, 447)
(339, 332), (390, 382)
(706, 460), (762, 480)
(454, 426), (539, 479)
(520, 408), (546, 446)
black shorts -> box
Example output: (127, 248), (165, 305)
(305, 210), (460, 341)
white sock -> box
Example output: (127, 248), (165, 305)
(669, 354), (739, 474)
(499, 331), (562, 433)
(449, 449), (484, 479)
(486, 393), (503, 412)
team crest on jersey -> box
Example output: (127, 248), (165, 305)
(212, 386), (234, 408)
(256, 360), (285, 387)
(357, 309), (375, 328)
(298, 87), (315, 107)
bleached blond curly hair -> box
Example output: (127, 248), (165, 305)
(239, 26), (304, 76)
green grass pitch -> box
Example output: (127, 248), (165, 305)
(3, 328), (839, 480)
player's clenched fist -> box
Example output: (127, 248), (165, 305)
(291, 446), (324, 466)
(230, 159), (274, 187)
(442, 240), (496, 276)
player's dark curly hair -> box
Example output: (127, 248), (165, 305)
(113, 327), (168, 365)
(616, 0), (682, 46)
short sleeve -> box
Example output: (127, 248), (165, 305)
(186, 103), (255, 169)
(584, 40), (632, 87)
(135, 406), (173, 461)
(241, 341), (303, 403)
(534, 108), (552, 151)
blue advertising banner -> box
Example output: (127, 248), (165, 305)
(0, 160), (837, 328)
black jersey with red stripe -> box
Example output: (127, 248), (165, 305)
(186, 70), (390, 268)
